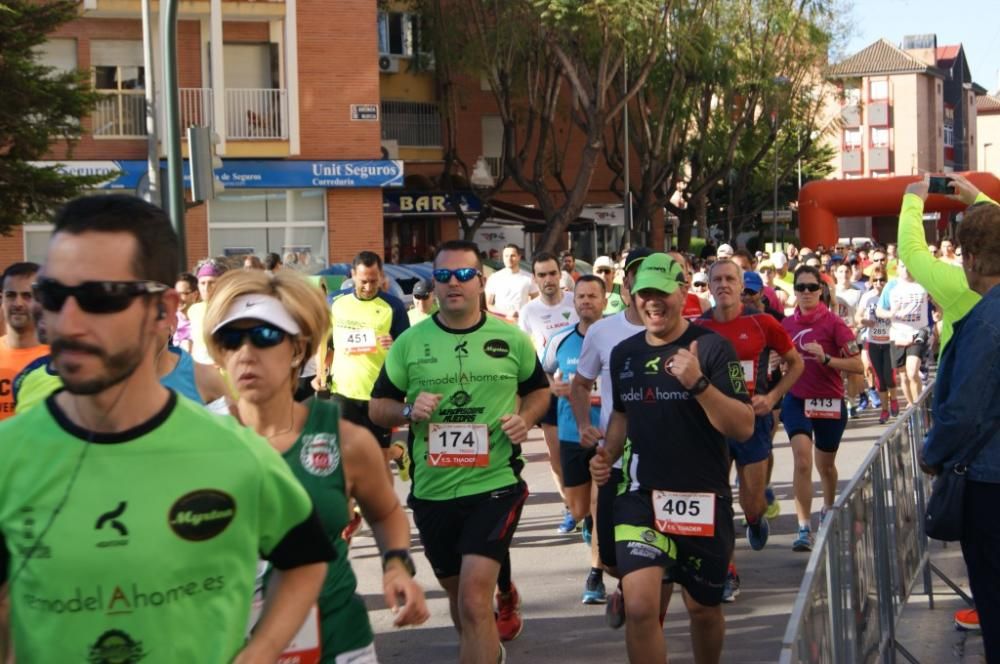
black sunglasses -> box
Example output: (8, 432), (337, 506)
(33, 278), (167, 314)
(433, 268), (480, 284)
(742, 289), (759, 297)
(214, 323), (287, 351)
(871, 278), (886, 283)
(596, 268), (613, 274)
(794, 283), (822, 293)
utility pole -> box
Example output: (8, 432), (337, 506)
(141, 0), (159, 206)
(160, 0), (187, 269)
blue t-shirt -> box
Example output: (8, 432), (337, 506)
(542, 325), (600, 444)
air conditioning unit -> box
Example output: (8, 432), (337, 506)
(378, 55), (400, 74)
(381, 140), (399, 160)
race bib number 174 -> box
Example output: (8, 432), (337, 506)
(427, 423), (489, 467)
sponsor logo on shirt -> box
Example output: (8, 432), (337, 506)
(728, 362), (748, 394)
(16, 506), (51, 559)
(167, 490), (236, 542)
(95, 501), (129, 548)
(483, 339), (510, 358)
(644, 357), (660, 375)
(300, 434), (340, 477)
(620, 387), (690, 403)
(618, 357), (634, 379)
(22, 575), (226, 616)
(88, 629), (146, 664)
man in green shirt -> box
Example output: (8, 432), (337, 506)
(371, 240), (549, 664)
(0, 194), (333, 663)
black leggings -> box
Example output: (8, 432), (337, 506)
(866, 342), (895, 391)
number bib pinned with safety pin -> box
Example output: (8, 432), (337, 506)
(337, 328), (377, 355)
(804, 398), (841, 419)
(427, 423), (489, 467)
(652, 490), (715, 537)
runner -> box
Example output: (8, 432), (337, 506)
(370, 240), (550, 663)
(569, 247), (651, 628)
(408, 278), (437, 325)
(697, 260), (803, 603)
(590, 252), (754, 664)
(206, 269), (429, 663)
(325, 250), (410, 472)
(855, 267), (896, 424)
(519, 251), (578, 532)
(172, 271), (199, 353)
(670, 251), (709, 320)
(878, 262), (929, 408)
(833, 263), (866, 418)
(485, 243), (537, 320)
(187, 259), (227, 365)
(781, 265), (864, 552)
(593, 255), (625, 316)
(0, 262), (48, 420)
(541, 275), (606, 603)
(559, 250), (582, 291)
(0, 194), (333, 662)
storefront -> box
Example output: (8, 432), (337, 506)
(382, 190), (481, 263)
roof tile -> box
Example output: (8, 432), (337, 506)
(828, 38), (935, 77)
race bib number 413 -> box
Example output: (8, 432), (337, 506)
(652, 490), (715, 537)
(427, 423), (489, 467)
(804, 398), (841, 419)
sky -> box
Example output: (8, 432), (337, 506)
(845, 0), (999, 92)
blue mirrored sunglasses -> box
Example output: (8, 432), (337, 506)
(214, 323), (287, 351)
(433, 268), (480, 284)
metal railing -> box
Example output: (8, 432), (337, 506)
(93, 91), (147, 137)
(780, 386), (939, 664)
(381, 100), (442, 147)
(225, 88), (288, 139)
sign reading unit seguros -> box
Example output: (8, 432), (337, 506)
(32, 159), (405, 190)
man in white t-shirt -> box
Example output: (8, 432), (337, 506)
(568, 247), (652, 627)
(878, 262), (929, 407)
(833, 262), (865, 417)
(519, 252), (579, 531)
(485, 244), (538, 320)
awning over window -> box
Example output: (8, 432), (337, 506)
(486, 199), (595, 232)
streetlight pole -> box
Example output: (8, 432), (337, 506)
(160, 0), (187, 270)
(772, 76), (790, 251)
(623, 58), (633, 248)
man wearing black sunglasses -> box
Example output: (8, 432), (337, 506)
(371, 239), (550, 663)
(0, 194), (334, 663)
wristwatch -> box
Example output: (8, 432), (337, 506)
(689, 375), (711, 396)
(382, 549), (416, 577)
(401, 403), (414, 421)
(822, 354), (831, 366)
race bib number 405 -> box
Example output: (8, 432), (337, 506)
(336, 328), (377, 355)
(804, 398), (841, 419)
(652, 490), (715, 537)
(427, 423), (489, 467)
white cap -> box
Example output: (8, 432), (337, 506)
(717, 243), (734, 258)
(772, 251), (788, 269)
(211, 294), (301, 335)
(692, 271), (709, 285)
(593, 255), (615, 270)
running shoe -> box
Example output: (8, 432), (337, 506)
(557, 508), (578, 534)
(746, 516), (770, 551)
(879, 409), (890, 425)
(848, 405), (859, 420)
(764, 486), (781, 520)
(857, 392), (869, 411)
(605, 587), (626, 629)
(581, 518), (592, 546)
(868, 389), (882, 408)
(582, 573), (607, 605)
(890, 398), (900, 416)
(495, 583), (523, 641)
(792, 526), (813, 552)
(954, 607), (980, 632)
(722, 566), (741, 603)
(391, 440), (411, 483)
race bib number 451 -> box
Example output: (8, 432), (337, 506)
(804, 398), (841, 419)
(427, 423), (489, 467)
(652, 490), (715, 537)
(336, 328), (377, 355)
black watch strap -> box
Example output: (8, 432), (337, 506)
(689, 375), (711, 396)
(382, 549), (416, 577)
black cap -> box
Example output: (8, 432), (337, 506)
(623, 247), (654, 273)
(412, 278), (433, 299)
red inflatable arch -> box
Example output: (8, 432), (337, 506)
(797, 172), (1000, 250)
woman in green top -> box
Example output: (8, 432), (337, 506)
(205, 269), (429, 663)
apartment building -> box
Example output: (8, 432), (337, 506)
(2, 0), (387, 271)
(976, 94), (1000, 174)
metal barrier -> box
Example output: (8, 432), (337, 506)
(779, 386), (951, 664)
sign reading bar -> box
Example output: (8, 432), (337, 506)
(33, 159), (405, 190)
(383, 191), (482, 216)
(351, 104), (379, 121)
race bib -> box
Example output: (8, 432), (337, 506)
(427, 423), (489, 467)
(590, 375), (602, 407)
(652, 490), (715, 537)
(248, 588), (321, 664)
(804, 398), (841, 419)
(336, 328), (377, 355)
(739, 360), (755, 385)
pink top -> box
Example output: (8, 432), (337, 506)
(782, 303), (859, 399)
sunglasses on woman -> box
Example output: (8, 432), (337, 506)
(741, 289), (759, 297)
(33, 278), (167, 314)
(433, 268), (480, 284)
(794, 283), (822, 293)
(214, 323), (288, 351)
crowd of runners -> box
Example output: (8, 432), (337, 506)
(0, 171), (996, 663)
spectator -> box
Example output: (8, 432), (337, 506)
(265, 252), (283, 272)
(243, 255), (265, 270)
(559, 250), (582, 291)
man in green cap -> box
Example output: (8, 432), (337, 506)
(590, 253), (754, 664)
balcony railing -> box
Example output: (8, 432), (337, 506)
(93, 88), (288, 140)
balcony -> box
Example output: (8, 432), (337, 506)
(868, 100), (890, 127)
(841, 105), (861, 128)
(93, 88), (288, 140)
(869, 147), (891, 171)
(381, 100), (442, 147)
(842, 149), (863, 173)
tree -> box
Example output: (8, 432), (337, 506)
(0, 0), (104, 234)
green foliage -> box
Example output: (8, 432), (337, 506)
(0, 0), (105, 234)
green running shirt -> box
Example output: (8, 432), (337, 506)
(373, 313), (548, 500)
(0, 391), (333, 663)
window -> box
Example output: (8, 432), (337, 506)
(844, 82), (861, 106)
(208, 190), (327, 273)
(377, 12), (419, 56)
(844, 128), (862, 149)
(869, 79), (888, 101)
(35, 39), (77, 74)
(91, 40), (146, 137)
(943, 105), (955, 147)
(482, 116), (503, 178)
(381, 101), (441, 147)
(871, 128), (889, 148)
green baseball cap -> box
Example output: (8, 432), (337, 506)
(631, 253), (685, 294)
